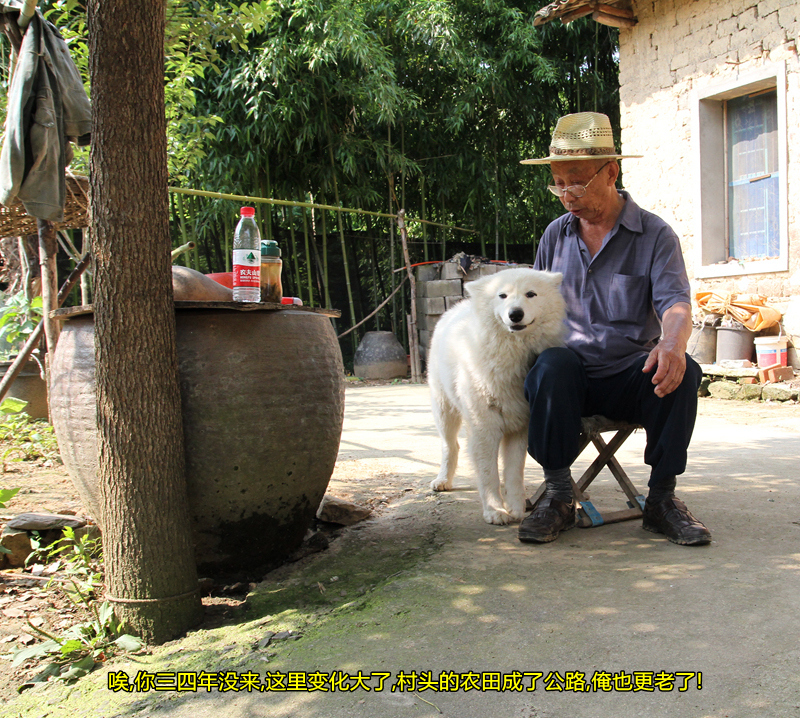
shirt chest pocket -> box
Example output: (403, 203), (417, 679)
(607, 273), (649, 323)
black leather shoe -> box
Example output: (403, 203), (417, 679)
(642, 497), (712, 545)
(518, 497), (576, 543)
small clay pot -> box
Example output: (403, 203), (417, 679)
(353, 331), (408, 379)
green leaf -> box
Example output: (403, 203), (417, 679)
(60, 639), (83, 656)
(0, 397), (28, 414)
(12, 640), (60, 667)
(0, 486), (21, 507)
(59, 654), (96, 682)
(97, 601), (114, 628)
(17, 661), (64, 692)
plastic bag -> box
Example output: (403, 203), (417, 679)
(695, 292), (782, 332)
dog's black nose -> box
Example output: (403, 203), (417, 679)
(508, 308), (524, 324)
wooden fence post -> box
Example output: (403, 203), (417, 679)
(396, 209), (421, 383)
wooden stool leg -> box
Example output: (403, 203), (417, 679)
(526, 434), (591, 511)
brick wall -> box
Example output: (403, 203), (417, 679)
(619, 0), (800, 364)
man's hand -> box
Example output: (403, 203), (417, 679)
(642, 302), (692, 398)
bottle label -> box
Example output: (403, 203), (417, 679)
(232, 249), (260, 288)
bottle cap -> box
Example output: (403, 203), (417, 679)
(261, 240), (281, 257)
(240, 206), (255, 217)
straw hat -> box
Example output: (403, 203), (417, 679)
(520, 112), (642, 165)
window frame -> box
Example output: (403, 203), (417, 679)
(692, 62), (788, 278)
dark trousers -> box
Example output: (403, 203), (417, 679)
(523, 347), (702, 490)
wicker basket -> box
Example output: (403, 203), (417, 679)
(0, 174), (89, 237)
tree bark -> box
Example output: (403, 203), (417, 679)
(87, 0), (202, 643)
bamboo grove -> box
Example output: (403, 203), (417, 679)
(11, 0), (620, 368)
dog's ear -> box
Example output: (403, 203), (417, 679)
(548, 272), (563, 288)
(463, 274), (491, 299)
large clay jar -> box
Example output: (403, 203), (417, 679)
(49, 306), (345, 574)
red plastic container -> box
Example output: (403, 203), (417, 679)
(206, 272), (233, 289)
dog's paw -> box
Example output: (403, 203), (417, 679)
(483, 507), (514, 525)
(430, 477), (452, 492)
(504, 501), (526, 523)
(505, 508), (525, 523)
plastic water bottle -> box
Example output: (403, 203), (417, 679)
(232, 207), (261, 303)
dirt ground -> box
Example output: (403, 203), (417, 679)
(1, 385), (799, 700)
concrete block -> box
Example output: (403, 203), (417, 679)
(418, 279), (462, 298)
(440, 263), (464, 280)
(417, 296), (445, 315)
(464, 264), (498, 281)
(416, 264), (440, 282)
(422, 314), (441, 333)
(444, 295), (463, 310)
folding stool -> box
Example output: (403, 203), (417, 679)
(527, 415), (646, 528)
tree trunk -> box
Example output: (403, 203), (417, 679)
(87, 0), (202, 644)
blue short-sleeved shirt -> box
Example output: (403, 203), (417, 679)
(533, 191), (691, 378)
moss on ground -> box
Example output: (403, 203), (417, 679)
(1, 498), (442, 717)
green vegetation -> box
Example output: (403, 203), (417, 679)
(4, 1), (619, 365)
(0, 293), (44, 361)
(13, 526), (144, 691)
(0, 397), (60, 469)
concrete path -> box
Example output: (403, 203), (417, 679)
(6, 385), (800, 718)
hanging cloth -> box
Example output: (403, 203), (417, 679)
(0, 6), (91, 222)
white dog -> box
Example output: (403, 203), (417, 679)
(427, 268), (566, 525)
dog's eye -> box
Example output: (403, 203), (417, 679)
(525, 291), (537, 298)
(498, 293), (507, 299)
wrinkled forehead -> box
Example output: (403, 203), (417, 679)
(550, 158), (608, 183)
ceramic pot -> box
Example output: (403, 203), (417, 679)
(353, 331), (407, 379)
(0, 359), (48, 420)
(49, 307), (344, 574)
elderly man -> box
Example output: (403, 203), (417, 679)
(518, 112), (710, 546)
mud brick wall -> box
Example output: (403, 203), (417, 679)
(618, 0), (800, 366)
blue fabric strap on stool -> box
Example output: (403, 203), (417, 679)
(579, 500), (604, 527)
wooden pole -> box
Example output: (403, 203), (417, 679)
(37, 219), (60, 356)
(397, 209), (421, 383)
(0, 252), (91, 406)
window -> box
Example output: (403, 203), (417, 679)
(726, 91), (779, 260)
(693, 64), (787, 278)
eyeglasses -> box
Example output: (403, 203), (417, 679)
(547, 162), (611, 198)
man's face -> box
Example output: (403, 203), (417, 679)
(550, 159), (615, 223)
